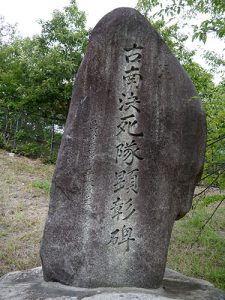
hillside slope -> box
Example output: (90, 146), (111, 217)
(0, 150), (53, 276)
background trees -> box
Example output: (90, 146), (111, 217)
(0, 0), (88, 161)
(136, 0), (225, 41)
(0, 0), (224, 188)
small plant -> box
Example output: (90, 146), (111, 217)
(31, 180), (51, 193)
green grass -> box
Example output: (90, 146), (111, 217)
(31, 180), (51, 193)
(197, 194), (225, 208)
(167, 195), (225, 290)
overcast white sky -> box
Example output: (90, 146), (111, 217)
(0, 0), (136, 36)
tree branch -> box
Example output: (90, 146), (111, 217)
(190, 197), (225, 248)
(207, 135), (225, 147)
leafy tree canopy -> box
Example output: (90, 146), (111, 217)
(0, 0), (89, 161)
(136, 0), (225, 42)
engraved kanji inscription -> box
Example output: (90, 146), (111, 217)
(116, 140), (144, 165)
(124, 43), (143, 63)
(118, 225), (135, 252)
(107, 225), (135, 252)
(123, 66), (142, 87)
(113, 168), (139, 194)
(122, 198), (136, 220)
(108, 43), (144, 253)
(110, 197), (123, 220)
(126, 168), (139, 194)
(119, 92), (141, 113)
(114, 170), (126, 192)
(110, 197), (136, 221)
(116, 114), (143, 137)
(107, 229), (120, 245)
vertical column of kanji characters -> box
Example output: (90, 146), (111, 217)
(107, 44), (144, 252)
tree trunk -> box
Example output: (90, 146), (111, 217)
(4, 109), (9, 140)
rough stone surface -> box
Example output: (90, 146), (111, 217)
(40, 7), (206, 288)
(1, 268), (225, 300)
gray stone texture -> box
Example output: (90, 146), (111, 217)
(1, 268), (225, 300)
(40, 7), (206, 288)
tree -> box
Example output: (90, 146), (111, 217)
(26, 0), (89, 120)
(136, 0), (225, 79)
(204, 81), (225, 188)
(0, 0), (89, 161)
(136, 0), (225, 42)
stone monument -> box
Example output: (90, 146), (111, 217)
(40, 7), (206, 288)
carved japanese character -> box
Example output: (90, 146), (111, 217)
(114, 170), (126, 192)
(127, 169), (139, 194)
(116, 114), (143, 137)
(116, 140), (144, 165)
(107, 229), (120, 245)
(119, 92), (140, 113)
(118, 225), (135, 252)
(124, 43), (143, 63)
(110, 196), (136, 221)
(123, 66), (142, 87)
(110, 197), (123, 220)
(122, 198), (136, 220)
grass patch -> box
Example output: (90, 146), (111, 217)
(167, 196), (225, 290)
(31, 180), (51, 193)
(197, 194), (225, 208)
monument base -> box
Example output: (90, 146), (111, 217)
(0, 267), (224, 300)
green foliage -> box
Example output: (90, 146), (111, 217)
(136, 0), (225, 42)
(15, 142), (42, 158)
(33, 0), (89, 119)
(0, 0), (88, 162)
(203, 82), (225, 188)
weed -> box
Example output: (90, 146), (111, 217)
(31, 180), (51, 193)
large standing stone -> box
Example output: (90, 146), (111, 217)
(40, 8), (206, 288)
